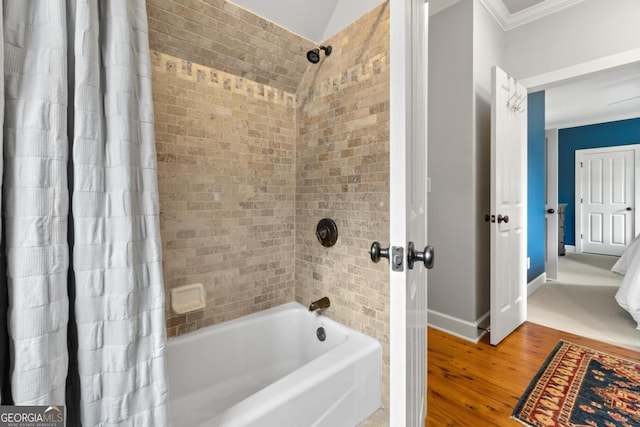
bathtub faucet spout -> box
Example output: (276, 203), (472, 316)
(309, 297), (330, 312)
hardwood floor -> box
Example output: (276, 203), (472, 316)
(426, 322), (639, 426)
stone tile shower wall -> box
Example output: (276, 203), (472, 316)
(146, 0), (313, 94)
(151, 53), (297, 336)
(294, 3), (391, 407)
(147, 0), (312, 336)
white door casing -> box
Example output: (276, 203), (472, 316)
(545, 129), (559, 280)
(576, 145), (640, 256)
(389, 0), (428, 425)
(490, 66), (527, 346)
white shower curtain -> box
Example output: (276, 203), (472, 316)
(1, 0), (169, 425)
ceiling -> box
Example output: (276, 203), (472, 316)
(545, 62), (640, 129)
(229, 0), (385, 43)
(502, 0), (547, 14)
(229, 0), (639, 130)
(480, 0), (583, 29)
(228, 0), (572, 43)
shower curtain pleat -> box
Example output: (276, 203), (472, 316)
(0, 0), (8, 406)
(1, 0), (170, 424)
(71, 0), (169, 424)
(3, 0), (70, 405)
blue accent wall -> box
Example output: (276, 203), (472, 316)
(558, 118), (640, 246)
(527, 91), (546, 283)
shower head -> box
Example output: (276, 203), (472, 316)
(306, 46), (332, 64)
(306, 49), (320, 64)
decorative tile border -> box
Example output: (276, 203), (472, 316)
(297, 52), (388, 104)
(150, 51), (296, 107)
(151, 50), (387, 107)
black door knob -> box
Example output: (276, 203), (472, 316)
(626, 207), (633, 211)
(407, 241), (435, 270)
(547, 208), (555, 214)
(497, 214), (509, 224)
(370, 242), (390, 263)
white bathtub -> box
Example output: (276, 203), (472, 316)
(167, 301), (382, 427)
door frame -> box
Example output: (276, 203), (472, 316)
(545, 129), (559, 280)
(519, 49), (640, 280)
(574, 144), (640, 253)
(389, 0), (429, 425)
(520, 50), (640, 93)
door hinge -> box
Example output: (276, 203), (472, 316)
(580, 162), (583, 167)
(581, 198), (583, 203)
(581, 233), (583, 239)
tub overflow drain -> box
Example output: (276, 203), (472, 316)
(316, 327), (326, 342)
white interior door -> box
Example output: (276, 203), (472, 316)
(545, 129), (559, 280)
(389, 0), (428, 425)
(490, 66), (527, 346)
(576, 145), (639, 256)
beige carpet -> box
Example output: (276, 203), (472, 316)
(528, 252), (640, 351)
(555, 252), (622, 286)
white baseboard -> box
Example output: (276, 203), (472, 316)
(429, 272), (548, 342)
(429, 273), (548, 342)
(564, 245), (576, 253)
(427, 309), (490, 343)
(527, 272), (547, 296)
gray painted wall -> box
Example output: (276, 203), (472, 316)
(427, 0), (476, 333)
(506, 0), (640, 80)
(472, 0), (506, 320)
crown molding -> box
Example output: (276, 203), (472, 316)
(479, 0), (584, 31)
(478, 0), (511, 29)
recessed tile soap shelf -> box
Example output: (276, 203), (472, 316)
(171, 283), (206, 314)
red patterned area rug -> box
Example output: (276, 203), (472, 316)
(512, 340), (640, 427)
